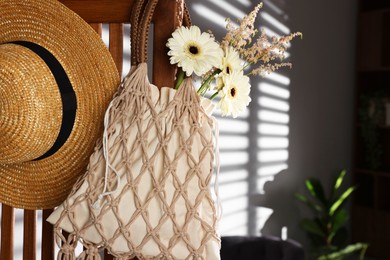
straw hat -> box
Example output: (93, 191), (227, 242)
(0, 0), (120, 209)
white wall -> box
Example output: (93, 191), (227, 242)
(186, 0), (358, 249)
(285, 0), (357, 245)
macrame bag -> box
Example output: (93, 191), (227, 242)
(47, 0), (221, 259)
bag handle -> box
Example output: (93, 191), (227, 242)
(132, 0), (192, 64)
(130, 0), (148, 66)
(137, 0), (159, 63)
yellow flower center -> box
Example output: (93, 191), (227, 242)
(230, 86), (237, 98)
(189, 46), (199, 54)
(226, 65), (231, 74)
(185, 42), (202, 58)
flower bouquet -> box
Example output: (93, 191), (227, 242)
(167, 3), (302, 118)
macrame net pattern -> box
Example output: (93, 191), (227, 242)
(48, 63), (221, 260)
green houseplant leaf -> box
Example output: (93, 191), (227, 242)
(305, 178), (327, 207)
(334, 170), (346, 190)
(318, 243), (369, 260)
(329, 186), (356, 216)
(300, 218), (325, 237)
(295, 193), (323, 213)
(295, 170), (368, 260)
(329, 169), (346, 201)
(329, 209), (349, 242)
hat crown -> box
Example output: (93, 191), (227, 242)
(0, 44), (62, 163)
(0, 0), (120, 209)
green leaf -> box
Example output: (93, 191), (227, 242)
(174, 68), (185, 90)
(300, 218), (325, 237)
(329, 186), (356, 216)
(334, 170), (346, 190)
(330, 170), (346, 200)
(329, 209), (349, 241)
(332, 227), (348, 249)
(318, 243), (369, 260)
(295, 193), (323, 213)
(332, 209), (349, 233)
(305, 179), (328, 206)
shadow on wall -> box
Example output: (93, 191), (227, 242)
(251, 170), (301, 239)
(186, 0), (294, 236)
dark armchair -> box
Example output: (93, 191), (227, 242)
(221, 236), (305, 260)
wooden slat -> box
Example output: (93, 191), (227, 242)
(90, 23), (103, 36)
(109, 23), (124, 75)
(1, 205), (14, 260)
(59, 0), (134, 23)
(41, 209), (55, 260)
(60, 0), (178, 87)
(104, 250), (114, 260)
(23, 210), (36, 260)
(152, 0), (182, 88)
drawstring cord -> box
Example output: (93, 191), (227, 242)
(212, 117), (222, 221)
(92, 101), (121, 209)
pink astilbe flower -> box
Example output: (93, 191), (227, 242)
(221, 3), (302, 76)
(221, 3), (262, 51)
(251, 62), (292, 77)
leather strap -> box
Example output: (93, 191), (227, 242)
(131, 0), (192, 64)
(130, 0), (148, 65)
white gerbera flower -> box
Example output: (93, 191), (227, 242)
(218, 71), (251, 118)
(220, 46), (242, 75)
(167, 25), (223, 77)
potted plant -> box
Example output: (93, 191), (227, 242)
(295, 170), (368, 259)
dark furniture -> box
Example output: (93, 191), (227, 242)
(352, 1), (390, 259)
(221, 236), (305, 260)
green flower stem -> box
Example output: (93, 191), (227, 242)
(243, 61), (253, 70)
(197, 76), (214, 95)
(197, 69), (221, 95)
(174, 69), (185, 90)
(210, 91), (219, 100)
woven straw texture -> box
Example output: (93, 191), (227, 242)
(0, 0), (120, 209)
(48, 63), (220, 259)
(0, 44), (62, 163)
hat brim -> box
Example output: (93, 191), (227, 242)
(0, 0), (120, 209)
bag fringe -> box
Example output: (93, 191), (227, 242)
(57, 242), (77, 260)
(78, 245), (101, 260)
